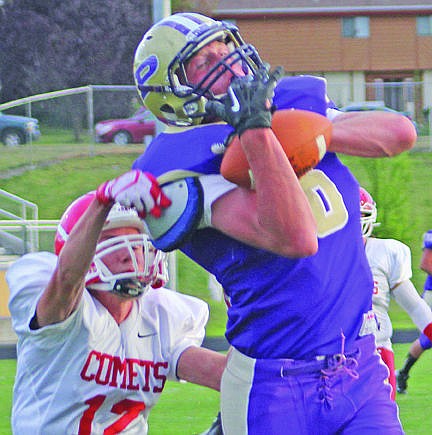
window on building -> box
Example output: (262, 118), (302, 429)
(342, 17), (370, 38)
(417, 16), (432, 36)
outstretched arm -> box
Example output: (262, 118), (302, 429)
(36, 199), (111, 328)
(328, 111), (417, 157)
(37, 171), (170, 328)
(393, 279), (432, 340)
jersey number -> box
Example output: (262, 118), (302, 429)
(299, 169), (348, 237)
(78, 394), (145, 434)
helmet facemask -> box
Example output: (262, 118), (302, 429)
(167, 26), (264, 121)
(55, 194), (164, 298)
(134, 13), (265, 126)
(148, 248), (169, 289)
(359, 188), (379, 238)
(86, 232), (153, 298)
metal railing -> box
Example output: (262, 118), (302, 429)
(0, 189), (47, 254)
(0, 219), (59, 254)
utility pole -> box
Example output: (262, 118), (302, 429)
(152, 0), (178, 290)
(152, 0), (171, 24)
(150, 0), (171, 136)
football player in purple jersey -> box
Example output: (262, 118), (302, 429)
(7, 178), (226, 434)
(397, 229), (432, 394)
(201, 190), (431, 432)
(101, 12), (416, 434)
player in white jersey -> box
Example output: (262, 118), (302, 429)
(7, 176), (226, 435)
(396, 229), (432, 393)
(360, 187), (432, 400)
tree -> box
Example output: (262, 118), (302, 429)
(0, 0), (152, 140)
(0, 0), (152, 102)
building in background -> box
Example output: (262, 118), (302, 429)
(198, 0), (432, 124)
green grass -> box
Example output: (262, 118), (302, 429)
(0, 153), (142, 218)
(150, 343), (432, 434)
(0, 345), (431, 434)
(0, 141), (144, 173)
(38, 126), (92, 145)
(0, 360), (15, 435)
(339, 151), (432, 331)
(394, 343), (432, 434)
(1, 136), (432, 432)
(0, 152), (228, 336)
(3, 148), (432, 334)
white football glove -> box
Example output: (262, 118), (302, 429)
(96, 170), (171, 218)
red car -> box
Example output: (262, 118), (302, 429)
(95, 107), (156, 145)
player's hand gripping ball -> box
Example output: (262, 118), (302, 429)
(220, 109), (332, 188)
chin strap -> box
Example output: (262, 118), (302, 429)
(88, 278), (149, 298)
(112, 279), (148, 298)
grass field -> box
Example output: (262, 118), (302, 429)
(0, 343), (431, 434)
(2, 148), (431, 334)
(152, 343), (432, 435)
(0, 134), (431, 432)
(154, 343), (432, 434)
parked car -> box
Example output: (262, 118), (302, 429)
(339, 102), (418, 131)
(95, 107), (156, 145)
(0, 111), (41, 146)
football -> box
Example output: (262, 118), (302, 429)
(220, 109), (332, 189)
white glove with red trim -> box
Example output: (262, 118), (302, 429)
(96, 170), (171, 218)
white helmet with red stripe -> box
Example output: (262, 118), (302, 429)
(359, 187), (379, 238)
(54, 191), (168, 297)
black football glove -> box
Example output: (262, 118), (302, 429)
(205, 66), (284, 137)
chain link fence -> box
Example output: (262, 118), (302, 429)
(0, 82), (430, 169)
(0, 82), (431, 237)
(0, 82), (430, 311)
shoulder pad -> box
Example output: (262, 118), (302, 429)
(144, 177), (203, 251)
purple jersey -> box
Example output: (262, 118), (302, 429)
(182, 153), (373, 359)
(423, 230), (432, 290)
(133, 76), (375, 359)
(133, 123), (232, 178)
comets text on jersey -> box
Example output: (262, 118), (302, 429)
(80, 350), (168, 392)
